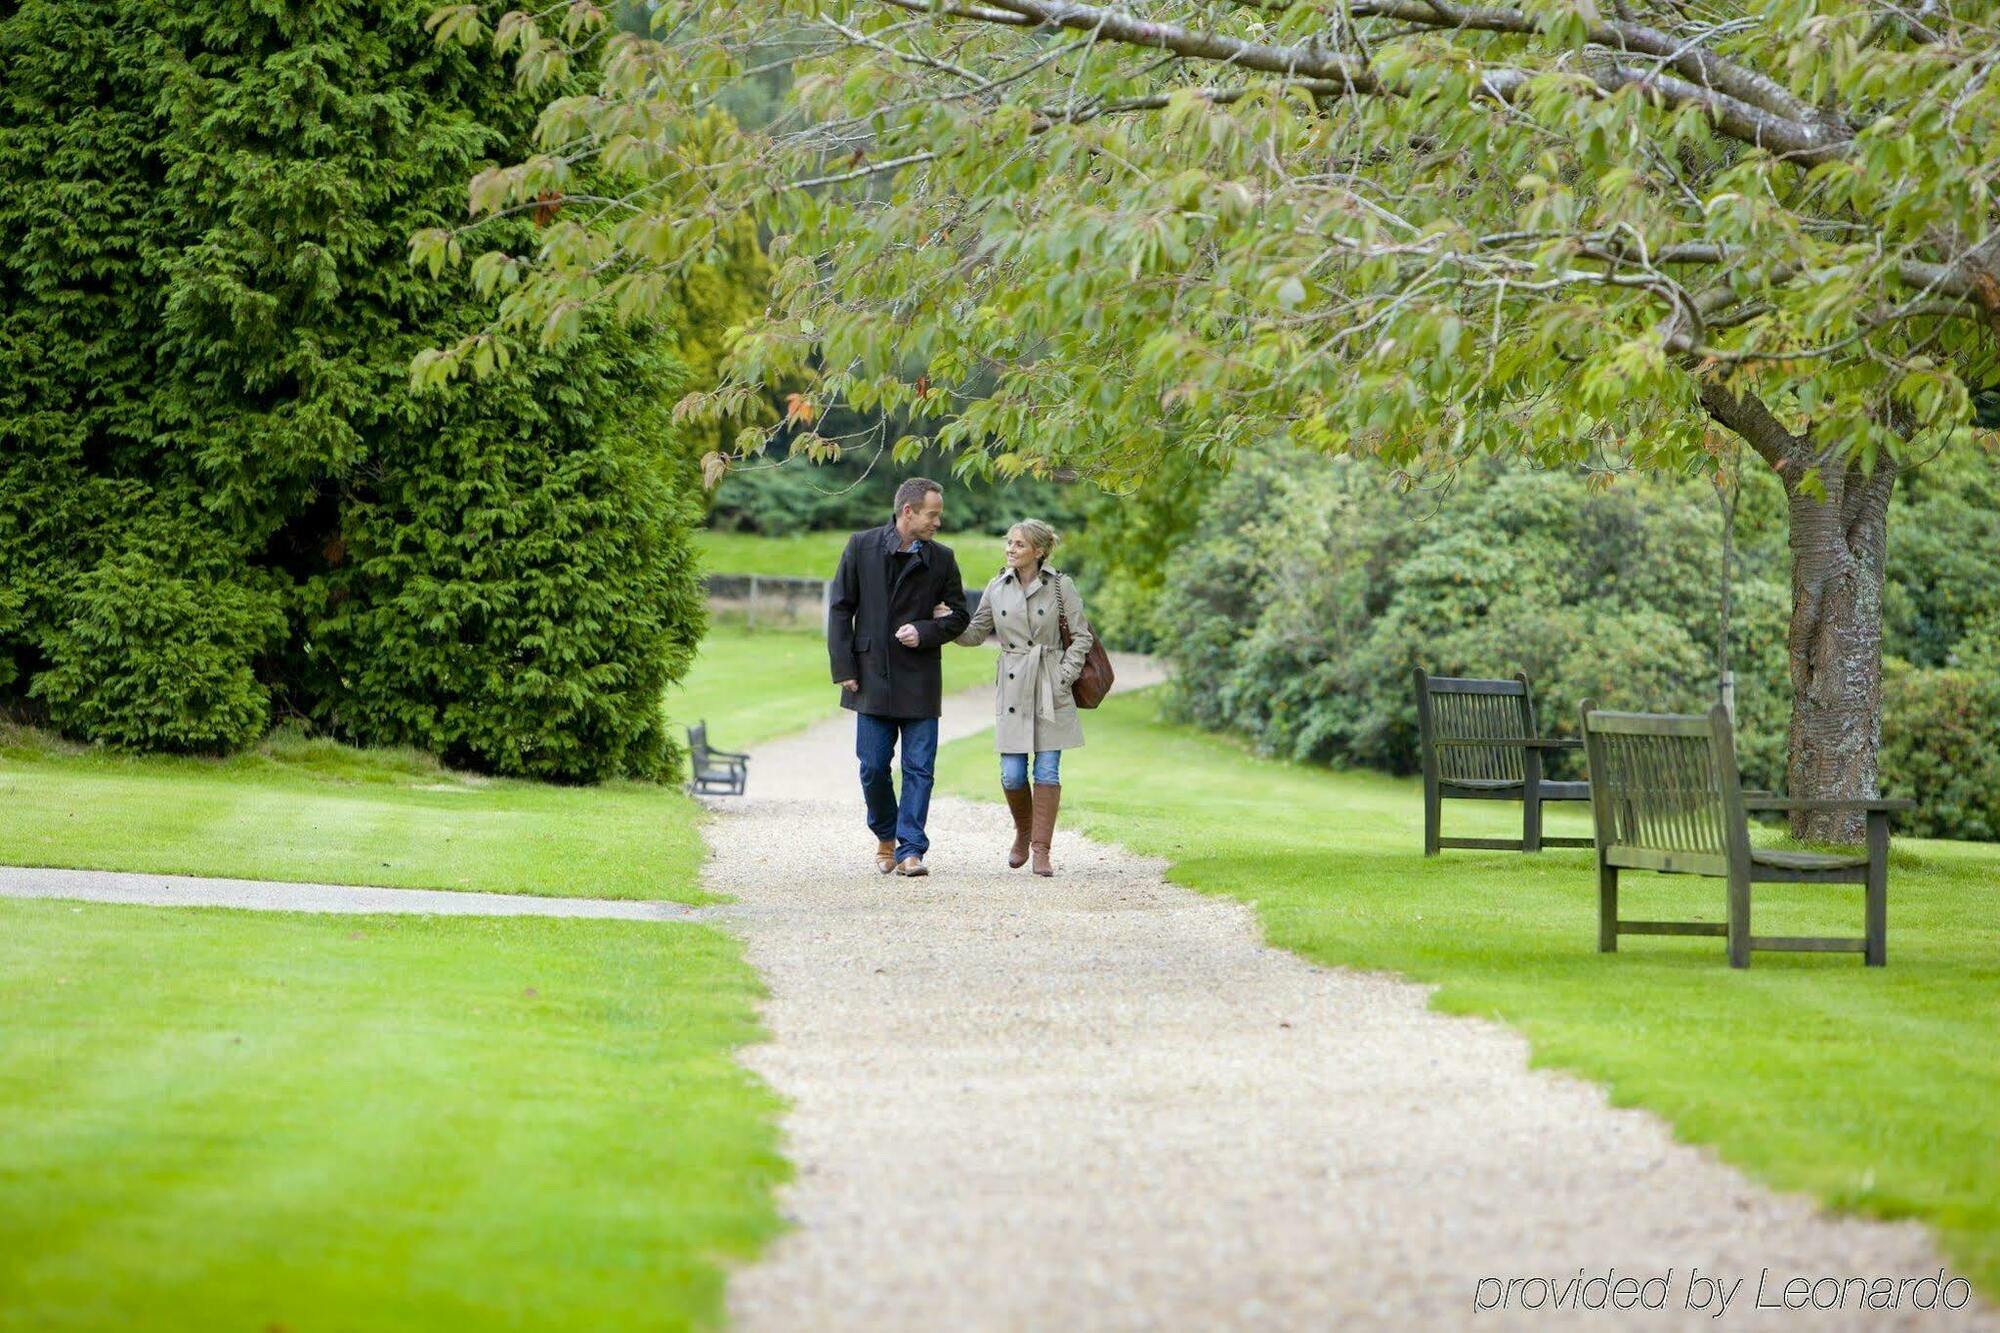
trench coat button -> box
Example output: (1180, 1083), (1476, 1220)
(1008, 706), (1016, 714)
(1008, 672), (1015, 679)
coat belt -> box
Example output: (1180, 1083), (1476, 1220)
(1004, 644), (1061, 723)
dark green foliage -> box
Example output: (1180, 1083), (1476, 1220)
(1161, 450), (2000, 838)
(1158, 453), (1793, 789)
(1880, 635), (2000, 842)
(0, 0), (704, 779)
(1882, 451), (2000, 669)
(305, 337), (705, 782)
(30, 515), (287, 752)
(1059, 460), (1216, 653)
(710, 420), (1090, 539)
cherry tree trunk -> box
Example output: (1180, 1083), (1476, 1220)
(1782, 457), (1897, 844)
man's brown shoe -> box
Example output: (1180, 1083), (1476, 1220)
(896, 855), (929, 877)
(1004, 785), (1034, 869)
(875, 839), (897, 874)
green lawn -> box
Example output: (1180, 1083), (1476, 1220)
(0, 899), (784, 1332)
(666, 623), (997, 751)
(0, 622), (999, 900)
(695, 526), (1014, 578)
(0, 726), (707, 903)
(939, 690), (2000, 1294)
(695, 528), (855, 577)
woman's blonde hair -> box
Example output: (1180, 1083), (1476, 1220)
(1009, 519), (1060, 562)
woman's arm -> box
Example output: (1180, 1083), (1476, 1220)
(1056, 575), (1094, 683)
(951, 592), (995, 646)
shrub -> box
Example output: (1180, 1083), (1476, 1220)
(31, 525), (286, 751)
(304, 335), (704, 782)
(1157, 453), (1793, 789)
(1881, 659), (2000, 841)
(1882, 452), (2000, 668)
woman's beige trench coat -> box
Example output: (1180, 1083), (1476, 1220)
(956, 566), (1094, 753)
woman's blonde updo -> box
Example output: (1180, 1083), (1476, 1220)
(1010, 519), (1061, 564)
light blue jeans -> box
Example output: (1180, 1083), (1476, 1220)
(1000, 750), (1062, 789)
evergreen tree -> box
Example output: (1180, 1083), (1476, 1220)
(0, 0), (705, 779)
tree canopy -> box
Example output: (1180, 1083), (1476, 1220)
(418, 0), (1999, 484)
(419, 0), (2000, 828)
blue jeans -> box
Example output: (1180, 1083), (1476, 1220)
(856, 714), (940, 861)
(1000, 750), (1062, 789)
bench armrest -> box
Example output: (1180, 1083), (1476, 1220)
(707, 748), (750, 762)
(1434, 737), (1583, 750)
(1742, 796), (1913, 813)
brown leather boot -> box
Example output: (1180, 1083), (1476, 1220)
(1029, 783), (1061, 877)
(1003, 786), (1034, 869)
(875, 839), (896, 874)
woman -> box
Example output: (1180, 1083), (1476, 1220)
(944, 519), (1095, 876)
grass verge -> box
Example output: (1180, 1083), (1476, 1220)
(0, 900), (785, 1332)
(0, 725), (706, 902)
(938, 690), (2000, 1294)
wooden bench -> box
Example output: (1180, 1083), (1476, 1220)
(686, 721), (749, 796)
(1578, 701), (1911, 968)
(1414, 668), (1593, 855)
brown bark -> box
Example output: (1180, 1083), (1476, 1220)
(1698, 381), (1897, 843)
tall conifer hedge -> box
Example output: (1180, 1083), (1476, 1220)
(0, 0), (704, 780)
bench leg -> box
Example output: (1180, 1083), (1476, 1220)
(1522, 752), (1543, 853)
(1422, 774), (1441, 857)
(1865, 811), (1889, 967)
(1727, 869), (1752, 969)
(1598, 863), (1618, 953)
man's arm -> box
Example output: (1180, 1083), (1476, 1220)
(913, 550), (970, 648)
(827, 535), (860, 684)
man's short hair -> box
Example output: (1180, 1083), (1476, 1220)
(893, 477), (942, 517)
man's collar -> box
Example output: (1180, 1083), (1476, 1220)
(882, 523), (925, 556)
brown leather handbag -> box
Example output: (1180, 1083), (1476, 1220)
(1056, 573), (1115, 709)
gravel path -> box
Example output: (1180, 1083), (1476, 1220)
(0, 864), (706, 920)
(710, 660), (1990, 1331)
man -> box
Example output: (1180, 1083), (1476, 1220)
(827, 477), (970, 876)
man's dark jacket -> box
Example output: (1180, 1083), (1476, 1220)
(827, 523), (971, 719)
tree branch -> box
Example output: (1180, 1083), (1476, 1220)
(1597, 63), (1842, 164)
(873, 0), (1036, 24)
(918, 0), (1849, 163)
(1698, 379), (1802, 474)
(1349, 0), (1822, 126)
(971, 0), (1386, 92)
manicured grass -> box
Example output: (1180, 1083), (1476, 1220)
(667, 623), (998, 751)
(696, 526), (1015, 578)
(0, 726), (707, 903)
(695, 528), (856, 577)
(0, 899), (785, 1332)
(939, 691), (2000, 1294)
(0, 622), (996, 898)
